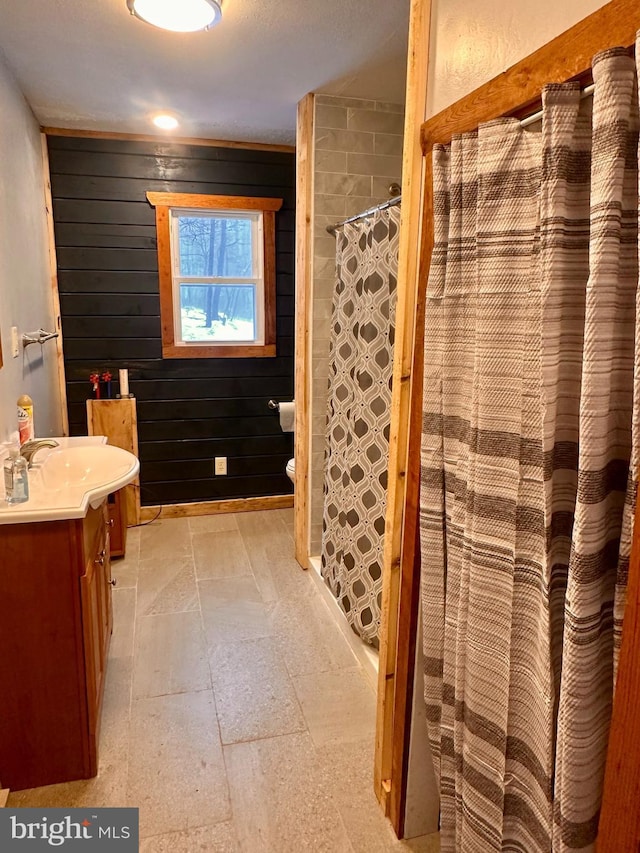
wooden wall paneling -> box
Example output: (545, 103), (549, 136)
(294, 93), (315, 569)
(141, 454), (292, 481)
(51, 156), (292, 189)
(137, 435), (293, 460)
(43, 126), (295, 154)
(136, 476), (293, 505)
(41, 134), (69, 434)
(46, 135), (296, 168)
(375, 0), (433, 833)
(598, 494), (640, 851)
(48, 135), (295, 506)
(86, 398), (140, 525)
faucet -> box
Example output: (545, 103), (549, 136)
(20, 438), (60, 467)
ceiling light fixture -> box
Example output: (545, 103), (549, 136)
(153, 114), (179, 130)
(127, 0), (222, 33)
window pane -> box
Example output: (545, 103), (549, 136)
(179, 284), (256, 342)
(177, 215), (253, 277)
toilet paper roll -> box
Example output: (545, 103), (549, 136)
(279, 401), (295, 433)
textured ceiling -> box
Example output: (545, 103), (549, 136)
(0, 0), (410, 145)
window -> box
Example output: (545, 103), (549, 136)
(147, 192), (282, 358)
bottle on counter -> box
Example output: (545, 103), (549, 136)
(17, 394), (34, 445)
(3, 444), (29, 505)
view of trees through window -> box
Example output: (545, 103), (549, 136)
(177, 213), (258, 342)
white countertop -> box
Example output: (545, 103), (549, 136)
(0, 436), (139, 525)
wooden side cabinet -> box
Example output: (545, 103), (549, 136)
(0, 502), (113, 791)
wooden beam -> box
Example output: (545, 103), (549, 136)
(598, 496), (640, 851)
(40, 134), (69, 435)
(146, 192), (283, 211)
(421, 0), (640, 151)
(293, 94), (315, 570)
(375, 0), (433, 835)
(43, 126), (295, 154)
(139, 494), (293, 521)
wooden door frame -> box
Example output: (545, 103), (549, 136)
(375, 0), (640, 839)
(374, 0), (433, 833)
(294, 93), (315, 569)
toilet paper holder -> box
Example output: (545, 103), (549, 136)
(268, 399), (280, 411)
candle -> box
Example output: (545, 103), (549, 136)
(119, 368), (129, 397)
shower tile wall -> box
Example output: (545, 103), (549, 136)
(310, 95), (404, 555)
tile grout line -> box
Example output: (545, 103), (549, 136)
(190, 522), (213, 696)
(234, 513), (311, 734)
(190, 518), (236, 828)
(122, 529), (138, 808)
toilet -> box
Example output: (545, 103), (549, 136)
(286, 458), (295, 483)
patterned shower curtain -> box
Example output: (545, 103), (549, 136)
(420, 45), (640, 853)
(321, 205), (400, 647)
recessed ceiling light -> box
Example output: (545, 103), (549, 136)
(127, 0), (222, 33)
(153, 114), (179, 130)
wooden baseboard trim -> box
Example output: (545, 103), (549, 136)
(139, 495), (294, 521)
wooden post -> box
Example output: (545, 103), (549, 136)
(294, 93), (315, 569)
(374, 0), (433, 834)
(86, 398), (140, 526)
(597, 494), (640, 851)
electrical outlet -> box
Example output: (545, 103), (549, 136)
(11, 326), (19, 358)
(214, 456), (227, 476)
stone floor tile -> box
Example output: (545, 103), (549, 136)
(225, 731), (353, 853)
(128, 691), (230, 838)
(132, 610), (210, 698)
(209, 637), (305, 744)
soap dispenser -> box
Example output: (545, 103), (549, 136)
(3, 443), (29, 504)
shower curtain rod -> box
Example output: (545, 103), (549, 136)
(326, 194), (402, 236)
(520, 82), (595, 128)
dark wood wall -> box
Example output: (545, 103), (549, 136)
(47, 135), (295, 506)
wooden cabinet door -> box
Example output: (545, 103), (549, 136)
(81, 545), (104, 735)
(80, 513), (113, 772)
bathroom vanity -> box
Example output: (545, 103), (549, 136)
(0, 437), (139, 790)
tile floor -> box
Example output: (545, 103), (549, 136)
(8, 508), (440, 853)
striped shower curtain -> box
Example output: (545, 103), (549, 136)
(321, 206), (400, 646)
(420, 45), (640, 853)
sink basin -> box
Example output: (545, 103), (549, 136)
(0, 437), (140, 524)
(39, 445), (138, 495)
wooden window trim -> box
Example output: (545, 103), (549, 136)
(147, 192), (282, 359)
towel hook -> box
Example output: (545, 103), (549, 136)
(22, 329), (59, 348)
